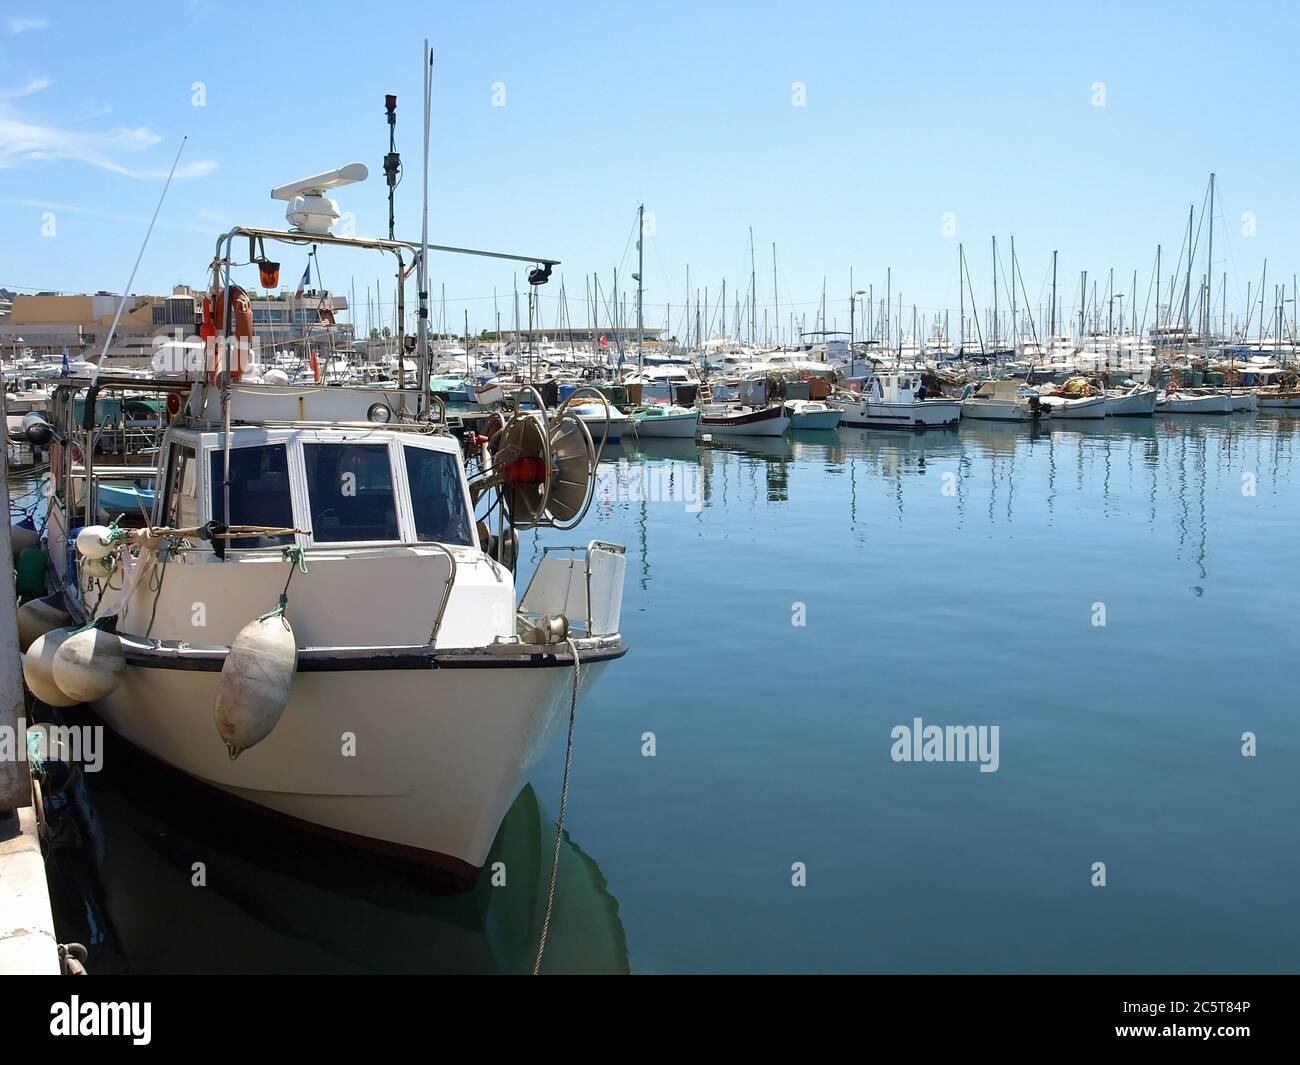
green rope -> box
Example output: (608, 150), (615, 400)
(26, 730), (44, 778)
(283, 545), (308, 574)
(258, 593), (289, 622)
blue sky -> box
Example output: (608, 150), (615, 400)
(2, 0), (1298, 341)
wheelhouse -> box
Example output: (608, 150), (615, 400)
(155, 424), (478, 554)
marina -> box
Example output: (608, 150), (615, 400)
(0, 2), (1296, 1026)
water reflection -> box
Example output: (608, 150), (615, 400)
(43, 709), (628, 975)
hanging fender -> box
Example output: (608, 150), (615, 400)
(203, 285), (253, 384)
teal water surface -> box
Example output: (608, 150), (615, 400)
(42, 414), (1300, 973)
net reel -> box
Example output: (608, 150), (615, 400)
(469, 385), (610, 535)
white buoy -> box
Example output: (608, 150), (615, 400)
(51, 627), (125, 703)
(22, 628), (81, 707)
(75, 525), (116, 560)
(16, 595), (70, 653)
(214, 611), (298, 759)
(264, 368), (290, 385)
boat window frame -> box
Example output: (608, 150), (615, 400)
(192, 428), (478, 553)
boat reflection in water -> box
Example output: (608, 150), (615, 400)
(41, 709), (628, 975)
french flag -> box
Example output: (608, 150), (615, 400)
(295, 262), (311, 299)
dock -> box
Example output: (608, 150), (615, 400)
(0, 476), (59, 975)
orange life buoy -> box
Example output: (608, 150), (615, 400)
(204, 284), (252, 384)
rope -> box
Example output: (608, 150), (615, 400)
(257, 546), (308, 623)
(533, 637), (580, 975)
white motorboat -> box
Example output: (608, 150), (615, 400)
(833, 371), (961, 429)
(24, 169), (629, 889)
(1037, 393), (1108, 419)
(1156, 391), (1232, 414)
(959, 379), (1046, 421)
(563, 398), (629, 442)
(696, 403), (790, 437)
(1104, 384), (1158, 416)
(628, 403), (699, 438)
(784, 399), (842, 431)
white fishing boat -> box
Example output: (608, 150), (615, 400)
(959, 379), (1046, 421)
(1037, 393), (1108, 419)
(833, 371), (961, 429)
(784, 399), (842, 430)
(696, 403), (790, 437)
(1257, 389), (1300, 409)
(1156, 391), (1232, 414)
(19, 156), (629, 888)
(1104, 384), (1158, 416)
(563, 398), (628, 442)
(628, 403), (699, 438)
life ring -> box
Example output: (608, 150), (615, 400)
(203, 284), (252, 384)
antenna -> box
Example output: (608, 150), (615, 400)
(270, 163), (369, 235)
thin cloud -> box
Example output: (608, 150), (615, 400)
(7, 17), (48, 35)
(0, 110), (216, 181)
(0, 197), (215, 235)
(0, 76), (53, 99)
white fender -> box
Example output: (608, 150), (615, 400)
(16, 595), (70, 653)
(22, 628), (80, 707)
(51, 627), (126, 703)
(214, 612), (298, 759)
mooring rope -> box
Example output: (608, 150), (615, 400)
(533, 637), (581, 975)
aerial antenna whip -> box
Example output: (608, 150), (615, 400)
(91, 136), (187, 386)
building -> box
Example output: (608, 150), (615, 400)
(0, 287), (352, 366)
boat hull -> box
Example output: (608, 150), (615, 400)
(92, 639), (623, 886)
(960, 399), (1035, 421)
(697, 406), (791, 437)
(787, 410), (843, 431)
(1105, 389), (1158, 416)
(1157, 393), (1232, 414)
(631, 412), (699, 438)
(839, 398), (962, 429)
(1040, 394), (1108, 419)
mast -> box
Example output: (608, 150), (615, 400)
(958, 247), (964, 355)
(1050, 250), (1058, 340)
(772, 243), (779, 348)
(636, 203), (644, 372)
(991, 236), (999, 347)
(1205, 172), (1215, 343)
(749, 226), (757, 347)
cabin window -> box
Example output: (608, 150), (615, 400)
(209, 444), (295, 548)
(403, 447), (473, 546)
(303, 442), (398, 543)
(163, 444), (198, 528)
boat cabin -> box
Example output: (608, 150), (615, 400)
(156, 424), (477, 554)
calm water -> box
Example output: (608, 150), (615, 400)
(41, 414), (1300, 973)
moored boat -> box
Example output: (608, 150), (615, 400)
(696, 403), (791, 437)
(784, 399), (842, 430)
(628, 403), (699, 438)
(1156, 391), (1232, 414)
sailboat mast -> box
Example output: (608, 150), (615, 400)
(749, 226), (757, 348)
(636, 203), (644, 372)
(1205, 172), (1215, 342)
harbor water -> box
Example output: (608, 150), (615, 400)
(38, 414), (1300, 973)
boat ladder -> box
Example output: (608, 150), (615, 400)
(696, 380), (713, 407)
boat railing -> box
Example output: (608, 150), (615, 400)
(519, 540), (626, 638)
(426, 542), (458, 645)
